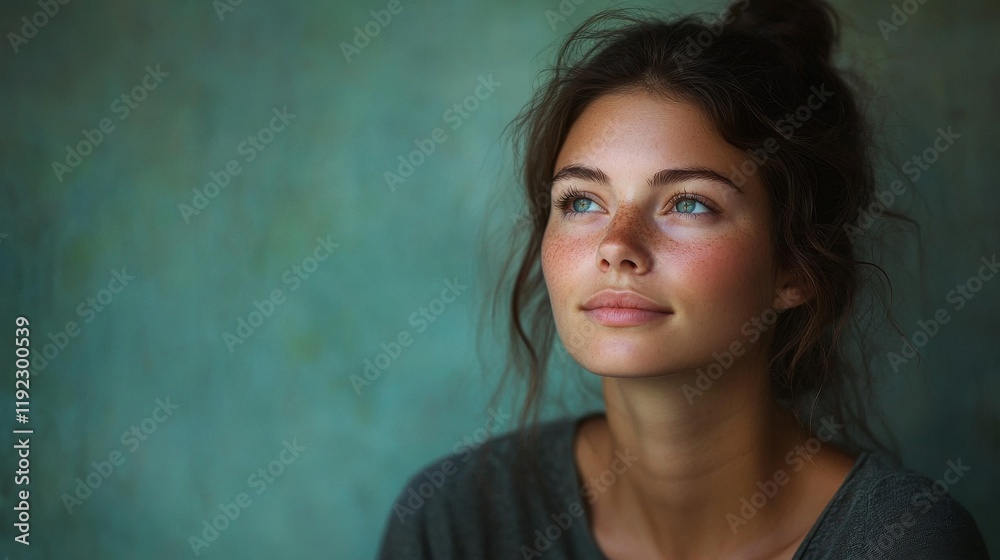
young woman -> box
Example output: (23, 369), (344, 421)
(378, 0), (989, 558)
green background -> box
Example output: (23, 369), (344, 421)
(1, 0), (998, 558)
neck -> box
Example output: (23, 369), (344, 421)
(585, 358), (825, 558)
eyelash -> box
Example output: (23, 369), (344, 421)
(552, 187), (719, 218)
(551, 188), (586, 215)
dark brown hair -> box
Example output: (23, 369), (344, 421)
(476, 0), (912, 488)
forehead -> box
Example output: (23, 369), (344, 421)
(554, 90), (757, 186)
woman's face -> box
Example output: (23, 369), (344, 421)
(541, 89), (792, 377)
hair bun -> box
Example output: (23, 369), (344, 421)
(724, 0), (840, 65)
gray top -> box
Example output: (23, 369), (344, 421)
(377, 414), (990, 559)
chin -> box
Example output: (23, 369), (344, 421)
(561, 325), (722, 379)
(569, 345), (685, 378)
(580, 362), (678, 379)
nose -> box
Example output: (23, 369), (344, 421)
(596, 203), (653, 274)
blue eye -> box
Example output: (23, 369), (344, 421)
(554, 188), (600, 215)
(674, 198), (710, 214)
(570, 198), (596, 213)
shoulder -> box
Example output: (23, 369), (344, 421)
(375, 415), (582, 560)
(807, 452), (989, 559)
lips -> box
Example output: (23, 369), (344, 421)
(581, 290), (672, 327)
(581, 290), (672, 313)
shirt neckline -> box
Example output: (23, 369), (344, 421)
(556, 412), (873, 559)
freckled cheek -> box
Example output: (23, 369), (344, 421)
(541, 229), (592, 310)
(669, 237), (775, 317)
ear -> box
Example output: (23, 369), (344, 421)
(772, 268), (814, 310)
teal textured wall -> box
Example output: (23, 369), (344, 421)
(1, 0), (998, 558)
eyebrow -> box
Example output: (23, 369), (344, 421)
(550, 164), (744, 194)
